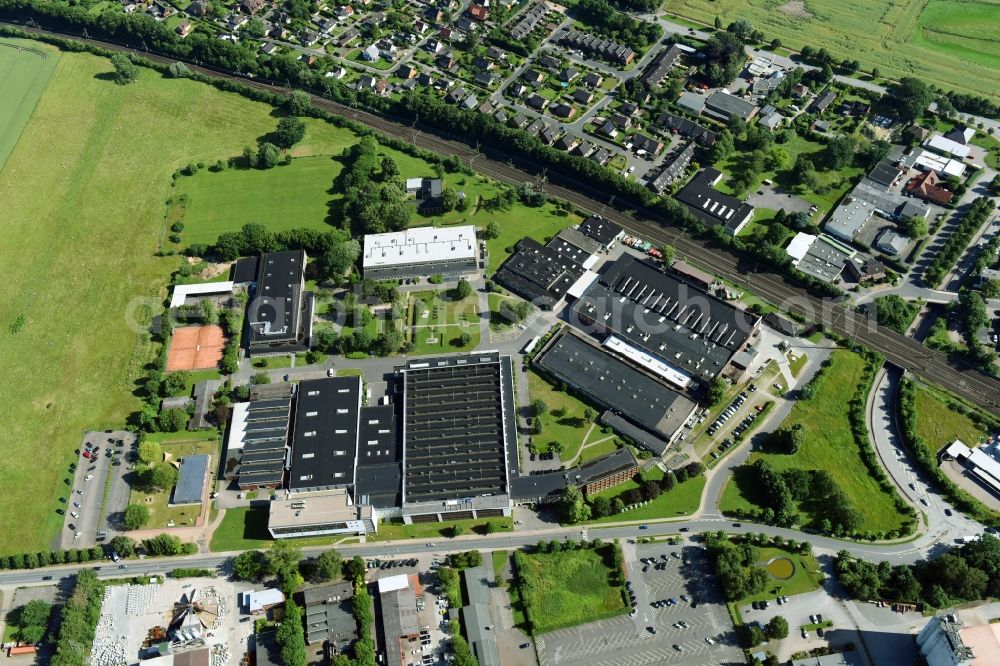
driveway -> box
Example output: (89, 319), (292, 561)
(745, 184), (813, 215)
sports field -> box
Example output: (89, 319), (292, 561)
(0, 48), (335, 554)
(0, 38), (59, 170)
(166, 325), (226, 371)
(668, 0), (1000, 101)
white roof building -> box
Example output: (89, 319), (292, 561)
(377, 574), (411, 594)
(362, 225), (478, 279)
(246, 589), (285, 613)
(945, 440), (1000, 494)
(910, 150), (967, 179)
(925, 135), (971, 160)
(170, 281), (235, 308)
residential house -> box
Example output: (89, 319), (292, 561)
(574, 141), (596, 158)
(583, 71), (603, 88)
(473, 56), (493, 71)
(357, 75), (377, 89)
(416, 72), (434, 87)
(843, 257), (887, 283)
(362, 44), (381, 61)
(559, 67), (579, 82)
(906, 125), (931, 143)
(493, 107), (510, 124)
(571, 89), (593, 105)
(240, 0), (265, 14)
(641, 44), (682, 88)
(540, 126), (561, 146)
(521, 69), (544, 84)
(510, 113), (531, 129)
(424, 39), (443, 54)
(475, 72), (496, 87)
(632, 133), (663, 155)
(509, 82), (527, 97)
(610, 113), (631, 129)
(398, 64), (418, 80)
(598, 121), (617, 138)
(260, 41), (280, 55)
(539, 54), (561, 70)
(944, 126), (976, 145)
(550, 102), (576, 119)
(649, 141), (694, 193)
(187, 1), (207, 16)
(527, 118), (549, 135)
(447, 86), (468, 104)
(556, 134), (580, 152)
(338, 27), (359, 46)
(455, 17), (476, 34)
(436, 52), (457, 70)
(299, 29), (321, 46)
(461, 94), (479, 110)
(477, 100), (495, 115)
(791, 83), (809, 99)
(526, 93), (548, 110)
(810, 91), (836, 114)
(469, 3), (489, 21)
(590, 147), (611, 164)
(656, 112), (716, 146)
(424, 6), (443, 23)
(485, 46), (507, 61)
(176, 20), (193, 37)
(336, 4), (354, 19)
(874, 229), (910, 257)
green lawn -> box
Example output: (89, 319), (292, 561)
(251, 355), (293, 370)
(369, 516), (513, 542)
(0, 38), (59, 170)
(527, 369), (599, 462)
(720, 350), (907, 534)
(515, 547), (627, 634)
(787, 350), (809, 377)
(0, 49), (294, 554)
(739, 546), (825, 604)
(668, 0), (1000, 102)
(492, 550), (509, 584)
(587, 475), (705, 524)
(128, 438), (218, 529)
(405, 289), (481, 354)
(209, 506), (350, 551)
(913, 385), (987, 450)
(579, 437), (621, 463)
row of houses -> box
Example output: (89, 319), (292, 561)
(560, 28), (636, 66)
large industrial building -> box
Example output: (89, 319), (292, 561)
(570, 255), (760, 387)
(493, 237), (590, 309)
(398, 352), (516, 522)
(535, 330), (697, 454)
(235, 250), (315, 357)
(223, 397), (293, 490)
(287, 376), (364, 492)
(675, 168), (755, 236)
(362, 225), (479, 280)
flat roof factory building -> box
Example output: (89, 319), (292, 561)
(362, 225), (479, 280)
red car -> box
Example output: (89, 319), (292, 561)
(82, 450), (92, 460)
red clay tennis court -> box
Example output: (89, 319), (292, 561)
(166, 325), (226, 371)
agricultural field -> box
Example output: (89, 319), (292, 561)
(0, 48), (302, 553)
(668, 0), (1000, 101)
(720, 350), (907, 534)
(0, 38), (59, 170)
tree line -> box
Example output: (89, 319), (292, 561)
(50, 570), (104, 666)
(574, 0), (663, 52)
(836, 534), (1000, 608)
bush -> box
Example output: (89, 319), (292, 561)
(124, 503), (150, 530)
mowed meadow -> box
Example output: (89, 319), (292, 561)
(669, 0), (1000, 102)
(0, 48), (352, 553)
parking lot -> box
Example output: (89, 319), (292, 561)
(536, 540), (742, 666)
(59, 431), (133, 549)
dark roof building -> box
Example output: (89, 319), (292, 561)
(224, 397), (292, 489)
(355, 404), (402, 508)
(461, 567), (500, 666)
(641, 44), (682, 88)
(399, 353), (516, 506)
(810, 90), (836, 113)
(577, 216), (624, 250)
(656, 112), (716, 146)
(649, 141), (694, 194)
(571, 255), (759, 385)
(300, 582), (357, 647)
(704, 92), (757, 122)
(171, 454), (210, 505)
(548, 228), (601, 265)
(494, 237), (587, 309)
(510, 447), (638, 500)
(867, 160), (904, 189)
(535, 330), (697, 449)
(675, 168), (755, 235)
(244, 250), (314, 356)
(288, 377), (363, 492)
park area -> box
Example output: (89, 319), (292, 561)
(668, 0), (1000, 102)
(720, 350), (908, 535)
(740, 546), (824, 604)
(513, 545), (627, 634)
(405, 289), (480, 354)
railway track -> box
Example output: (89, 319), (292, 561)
(8, 22), (1000, 416)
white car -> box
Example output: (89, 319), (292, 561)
(627, 165), (636, 173)
(74, 532), (82, 540)
(327, 368), (335, 377)
(85, 474), (94, 481)
(705, 637), (716, 645)
(71, 512), (79, 519)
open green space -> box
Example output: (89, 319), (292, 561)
(669, 0), (1000, 101)
(578, 437), (621, 463)
(209, 506), (348, 551)
(739, 546), (824, 604)
(913, 385), (988, 450)
(515, 547), (626, 634)
(128, 438), (218, 529)
(0, 49), (293, 554)
(720, 350), (907, 534)
(587, 474), (705, 523)
(0, 38), (59, 170)
(405, 289), (480, 354)
(527, 369), (599, 463)
(369, 516), (513, 542)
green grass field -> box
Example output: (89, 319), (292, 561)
(515, 547), (626, 634)
(720, 350), (906, 534)
(369, 516), (513, 542)
(669, 0), (1000, 102)
(587, 475), (706, 524)
(210, 506), (351, 551)
(739, 546), (824, 604)
(128, 438), (218, 529)
(405, 289), (480, 354)
(0, 48), (343, 554)
(527, 369), (599, 462)
(0, 39), (59, 170)
(913, 385), (987, 450)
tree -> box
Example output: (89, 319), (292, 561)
(318, 240), (361, 280)
(110, 53), (139, 85)
(143, 463), (178, 492)
(312, 550), (343, 582)
(274, 117), (306, 149)
(277, 599), (307, 666)
(456, 332), (472, 347)
(560, 485), (591, 524)
(138, 440), (162, 466)
(982, 279), (1000, 300)
(706, 377), (726, 406)
(590, 495), (611, 518)
(821, 135), (856, 170)
(531, 399), (548, 417)
(124, 504), (150, 530)
(287, 90), (312, 116)
(661, 244), (676, 267)
(162, 371), (190, 396)
(886, 78), (934, 122)
(110, 535), (136, 557)
(257, 142), (281, 169)
(484, 221), (501, 239)
(727, 18), (753, 43)
(441, 187), (459, 212)
(342, 555), (366, 582)
(167, 62), (191, 78)
(765, 615), (789, 639)
(453, 278), (473, 300)
(901, 215), (928, 238)
(16, 599), (52, 643)
(233, 550), (266, 581)
(158, 407), (188, 432)
(988, 174), (1000, 197)
(267, 540), (304, 595)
